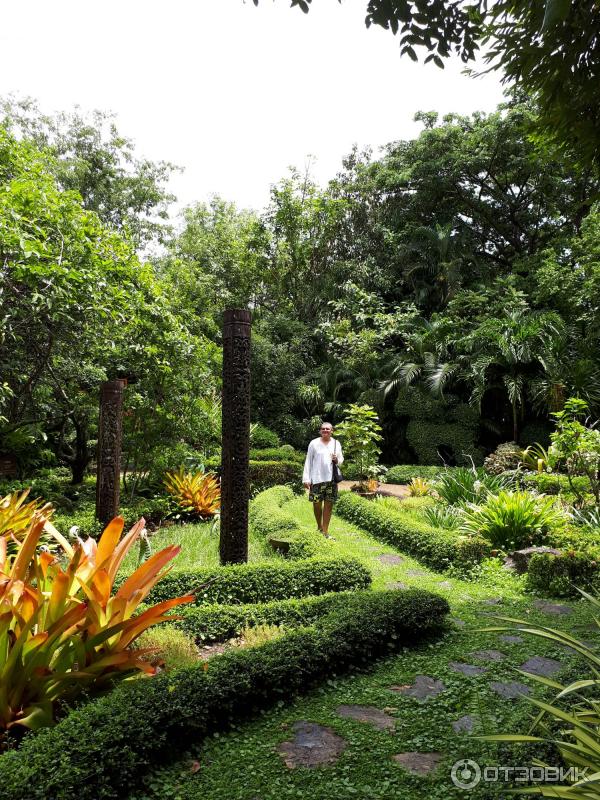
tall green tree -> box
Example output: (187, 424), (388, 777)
(255, 1), (600, 166)
(1, 97), (178, 248)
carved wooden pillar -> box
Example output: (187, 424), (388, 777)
(219, 309), (251, 564)
(96, 379), (124, 525)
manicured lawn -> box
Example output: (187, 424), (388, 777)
(128, 496), (597, 800)
(119, 518), (279, 575)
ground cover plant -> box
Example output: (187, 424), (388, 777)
(0, 587), (450, 800)
(116, 497), (600, 800)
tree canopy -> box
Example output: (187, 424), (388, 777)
(254, 0), (600, 166)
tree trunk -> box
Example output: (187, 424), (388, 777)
(70, 415), (90, 484)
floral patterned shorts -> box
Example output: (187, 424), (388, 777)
(308, 481), (338, 504)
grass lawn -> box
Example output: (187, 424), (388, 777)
(127, 494), (598, 800)
(119, 518), (278, 575)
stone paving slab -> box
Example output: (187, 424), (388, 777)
(470, 649), (506, 662)
(533, 599), (572, 616)
(336, 704), (396, 731)
(278, 722), (347, 768)
(500, 634), (523, 644)
(490, 680), (531, 699)
(519, 656), (563, 677)
(452, 714), (478, 733)
(392, 752), (445, 776)
(450, 662), (487, 677)
(389, 675), (445, 700)
(377, 554), (404, 565)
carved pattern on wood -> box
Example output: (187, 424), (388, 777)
(220, 309), (251, 564)
(96, 380), (124, 524)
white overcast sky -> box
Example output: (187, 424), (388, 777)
(0, 0), (505, 213)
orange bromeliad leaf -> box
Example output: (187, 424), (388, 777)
(164, 468), (221, 518)
(0, 496), (193, 735)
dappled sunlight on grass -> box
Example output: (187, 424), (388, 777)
(119, 519), (278, 575)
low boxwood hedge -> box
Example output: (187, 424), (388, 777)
(249, 485), (299, 537)
(527, 549), (600, 597)
(249, 447), (304, 463)
(205, 458), (302, 493)
(139, 556), (371, 606)
(0, 589), (449, 800)
(176, 590), (356, 642)
(384, 465), (450, 484)
(520, 471), (591, 497)
(336, 492), (492, 571)
(249, 485), (324, 558)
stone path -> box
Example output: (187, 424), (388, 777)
(278, 722), (347, 768)
(336, 704), (395, 731)
(392, 751), (444, 775)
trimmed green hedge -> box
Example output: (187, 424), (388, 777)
(527, 549), (600, 597)
(250, 423), (280, 449)
(205, 458), (301, 493)
(406, 420), (484, 467)
(249, 485), (299, 537)
(249, 485), (324, 558)
(521, 471), (591, 497)
(336, 492), (492, 570)
(176, 591), (355, 642)
(249, 447), (304, 463)
(385, 465), (450, 484)
(0, 589), (449, 800)
(139, 556), (371, 606)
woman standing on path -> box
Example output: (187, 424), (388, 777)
(302, 422), (344, 538)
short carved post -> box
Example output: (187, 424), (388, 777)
(96, 379), (124, 525)
(219, 309), (251, 564)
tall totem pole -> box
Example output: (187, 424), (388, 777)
(219, 309), (252, 564)
(95, 379), (125, 524)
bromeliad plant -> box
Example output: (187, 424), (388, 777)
(0, 489), (56, 549)
(480, 589), (600, 798)
(408, 477), (431, 497)
(0, 507), (193, 734)
(164, 467), (221, 519)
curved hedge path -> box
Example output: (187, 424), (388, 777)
(129, 497), (598, 800)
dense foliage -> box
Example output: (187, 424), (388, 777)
(3, 97), (600, 477)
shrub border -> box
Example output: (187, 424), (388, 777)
(0, 588), (450, 800)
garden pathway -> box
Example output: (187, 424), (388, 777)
(338, 481), (410, 499)
(130, 500), (596, 800)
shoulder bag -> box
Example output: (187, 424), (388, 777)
(332, 439), (343, 483)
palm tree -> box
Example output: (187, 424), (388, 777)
(463, 309), (564, 441)
(380, 318), (460, 400)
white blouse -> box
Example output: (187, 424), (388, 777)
(302, 437), (344, 485)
